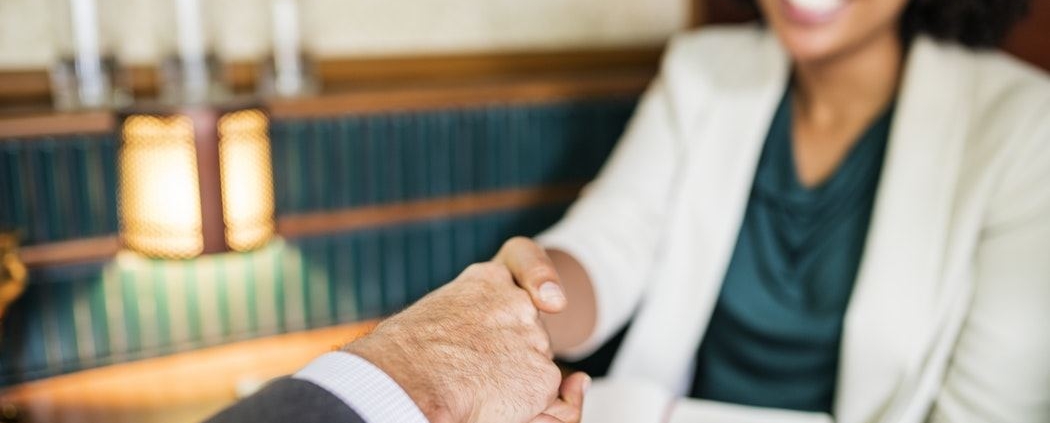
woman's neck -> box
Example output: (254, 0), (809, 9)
(792, 30), (904, 127)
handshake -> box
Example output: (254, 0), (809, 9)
(208, 237), (589, 423)
(348, 236), (587, 423)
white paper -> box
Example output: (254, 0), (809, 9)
(581, 378), (836, 423)
(668, 398), (834, 423)
(582, 378), (674, 423)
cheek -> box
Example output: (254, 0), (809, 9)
(759, 0), (908, 63)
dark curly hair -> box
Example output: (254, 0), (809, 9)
(734, 0), (1031, 48)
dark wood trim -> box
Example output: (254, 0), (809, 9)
(19, 184), (582, 268)
(317, 47), (660, 88)
(0, 71), (652, 139)
(0, 70), (51, 107)
(276, 183), (582, 238)
(268, 70), (651, 119)
(193, 48), (663, 94)
(186, 108), (228, 254)
(17, 236), (121, 268)
(0, 111), (113, 138)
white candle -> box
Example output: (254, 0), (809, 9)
(69, 0), (105, 106)
(272, 0), (303, 96)
(174, 0), (208, 101)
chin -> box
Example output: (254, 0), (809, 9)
(759, 0), (903, 65)
(777, 31), (850, 64)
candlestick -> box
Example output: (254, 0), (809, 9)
(174, 0), (209, 103)
(70, 0), (106, 106)
(272, 0), (303, 96)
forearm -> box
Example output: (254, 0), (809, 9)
(541, 249), (598, 355)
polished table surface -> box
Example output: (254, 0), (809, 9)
(0, 321), (377, 423)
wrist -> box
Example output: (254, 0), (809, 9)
(344, 335), (459, 423)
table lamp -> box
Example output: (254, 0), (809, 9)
(116, 104), (276, 259)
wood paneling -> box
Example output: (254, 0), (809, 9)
(0, 71), (50, 110)
(17, 237), (120, 269)
(0, 47), (662, 117)
(0, 111), (112, 138)
(0, 58), (655, 138)
(277, 184), (582, 238)
(0, 320), (378, 423)
(268, 71), (651, 119)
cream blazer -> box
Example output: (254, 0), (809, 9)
(537, 26), (1050, 423)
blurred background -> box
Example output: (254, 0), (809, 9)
(0, 0), (1046, 421)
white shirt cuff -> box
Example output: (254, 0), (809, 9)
(294, 352), (430, 423)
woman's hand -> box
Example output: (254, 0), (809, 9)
(494, 236), (598, 354)
(530, 372), (590, 423)
(493, 237), (568, 313)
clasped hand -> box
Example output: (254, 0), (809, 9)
(346, 238), (587, 423)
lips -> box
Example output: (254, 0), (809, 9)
(781, 0), (847, 24)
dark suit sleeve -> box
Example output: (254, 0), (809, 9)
(203, 377), (366, 423)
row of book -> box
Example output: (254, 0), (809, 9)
(0, 98), (635, 246)
(272, 99), (634, 213)
(0, 134), (119, 245)
(0, 203), (570, 386)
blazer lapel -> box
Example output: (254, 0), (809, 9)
(609, 31), (790, 391)
(834, 37), (974, 423)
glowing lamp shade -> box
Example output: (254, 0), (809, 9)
(117, 105), (275, 259)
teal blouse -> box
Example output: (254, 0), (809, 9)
(689, 89), (894, 413)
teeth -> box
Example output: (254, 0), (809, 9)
(787, 0), (844, 14)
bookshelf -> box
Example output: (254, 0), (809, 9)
(0, 48), (651, 391)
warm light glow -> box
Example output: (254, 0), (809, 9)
(118, 115), (204, 258)
(218, 109), (276, 252)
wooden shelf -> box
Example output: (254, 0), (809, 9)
(18, 183), (583, 268)
(0, 46), (661, 125)
(0, 67), (654, 139)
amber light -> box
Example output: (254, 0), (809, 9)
(117, 104), (275, 259)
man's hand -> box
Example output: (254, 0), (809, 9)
(530, 372), (589, 423)
(345, 262), (586, 423)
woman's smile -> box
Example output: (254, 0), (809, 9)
(780, 0), (849, 25)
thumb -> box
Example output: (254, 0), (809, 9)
(527, 372), (591, 423)
(559, 372), (590, 409)
(494, 237), (567, 313)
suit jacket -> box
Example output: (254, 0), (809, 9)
(204, 378), (365, 423)
(538, 25), (1050, 423)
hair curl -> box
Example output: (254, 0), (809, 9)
(734, 0), (1031, 48)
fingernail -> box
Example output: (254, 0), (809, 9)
(538, 281), (566, 306)
(583, 375), (592, 393)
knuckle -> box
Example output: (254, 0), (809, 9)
(508, 289), (538, 317)
(504, 236), (533, 250)
(539, 362), (562, 390)
(461, 262), (484, 276)
(531, 330), (552, 355)
(510, 304), (538, 326)
(490, 262), (513, 282)
(463, 261), (512, 283)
